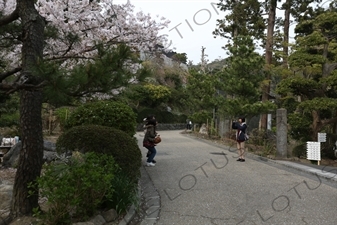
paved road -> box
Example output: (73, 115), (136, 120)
(135, 130), (337, 225)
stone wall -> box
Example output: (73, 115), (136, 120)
(136, 123), (186, 131)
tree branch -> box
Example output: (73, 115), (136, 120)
(323, 62), (337, 76)
(0, 80), (48, 94)
(322, 116), (337, 127)
(0, 67), (21, 80)
(0, 8), (19, 26)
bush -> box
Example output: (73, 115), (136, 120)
(190, 111), (212, 125)
(101, 170), (139, 214)
(175, 114), (188, 123)
(65, 100), (137, 136)
(292, 142), (307, 158)
(54, 107), (74, 131)
(56, 125), (142, 181)
(36, 152), (118, 224)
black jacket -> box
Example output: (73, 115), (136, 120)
(232, 122), (247, 141)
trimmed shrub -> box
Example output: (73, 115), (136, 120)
(65, 101), (137, 136)
(292, 142), (306, 158)
(56, 125), (142, 181)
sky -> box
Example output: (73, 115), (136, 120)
(114, 0), (228, 64)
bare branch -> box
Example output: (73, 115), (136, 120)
(0, 8), (19, 26)
(0, 79), (48, 94)
(45, 55), (96, 62)
(0, 67), (21, 80)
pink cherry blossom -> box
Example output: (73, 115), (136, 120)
(0, 0), (170, 71)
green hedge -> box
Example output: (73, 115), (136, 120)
(56, 125), (141, 181)
(65, 101), (137, 136)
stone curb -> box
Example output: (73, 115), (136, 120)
(118, 164), (161, 225)
(138, 165), (161, 225)
(118, 204), (136, 225)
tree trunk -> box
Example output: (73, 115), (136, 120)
(11, 91), (44, 217)
(260, 0), (277, 130)
(10, 0), (45, 218)
(283, 0), (290, 68)
(311, 110), (321, 141)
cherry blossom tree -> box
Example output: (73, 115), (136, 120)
(0, 0), (170, 220)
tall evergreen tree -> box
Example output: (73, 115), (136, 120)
(217, 36), (274, 118)
(277, 8), (337, 141)
(260, 0), (277, 130)
(213, 0), (265, 41)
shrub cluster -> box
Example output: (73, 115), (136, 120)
(56, 125), (142, 181)
(101, 170), (139, 215)
(36, 152), (118, 224)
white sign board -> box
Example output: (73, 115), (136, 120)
(307, 141), (321, 161)
(318, 133), (327, 142)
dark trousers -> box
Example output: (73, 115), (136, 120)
(146, 146), (157, 163)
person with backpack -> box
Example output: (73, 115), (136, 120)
(232, 117), (248, 162)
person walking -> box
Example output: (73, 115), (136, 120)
(143, 116), (158, 167)
(232, 117), (247, 162)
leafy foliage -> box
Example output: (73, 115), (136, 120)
(54, 107), (74, 131)
(186, 69), (218, 113)
(0, 0), (169, 217)
(56, 125), (142, 181)
(217, 35), (275, 117)
(142, 84), (171, 107)
(101, 170), (139, 215)
(137, 108), (184, 123)
(288, 113), (312, 141)
(213, 0), (265, 41)
(0, 93), (19, 127)
(276, 8), (337, 141)
(36, 152), (118, 224)
(35, 44), (150, 107)
(190, 110), (213, 125)
(65, 100), (137, 136)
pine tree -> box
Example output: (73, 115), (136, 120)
(277, 8), (337, 141)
